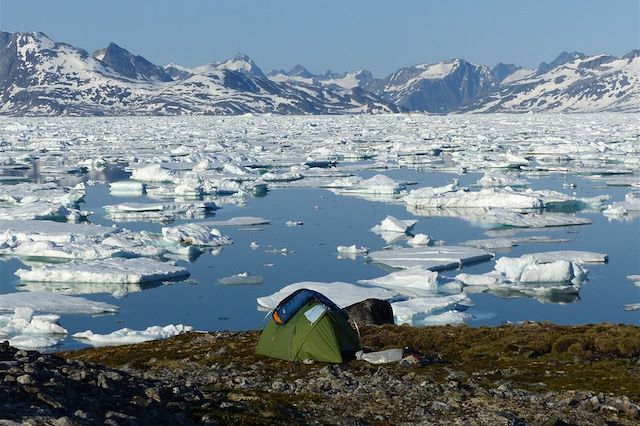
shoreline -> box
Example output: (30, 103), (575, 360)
(1, 322), (638, 424)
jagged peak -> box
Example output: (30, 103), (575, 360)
(216, 53), (265, 77)
(288, 64), (314, 78)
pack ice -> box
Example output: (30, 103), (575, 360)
(73, 324), (193, 347)
(16, 257), (189, 284)
(369, 246), (493, 271)
(0, 292), (118, 314)
(0, 307), (67, 349)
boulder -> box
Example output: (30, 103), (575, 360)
(344, 299), (394, 326)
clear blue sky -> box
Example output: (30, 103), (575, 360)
(1, 0), (638, 76)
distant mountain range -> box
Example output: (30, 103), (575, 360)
(0, 31), (637, 116)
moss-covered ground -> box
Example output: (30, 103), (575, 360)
(61, 323), (640, 424)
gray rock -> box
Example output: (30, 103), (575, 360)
(344, 298), (394, 326)
(17, 374), (34, 385)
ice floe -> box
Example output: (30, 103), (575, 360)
(109, 181), (146, 195)
(16, 257), (189, 284)
(461, 236), (570, 250)
(17, 281), (156, 298)
(404, 184), (606, 212)
(337, 245), (369, 258)
(521, 250), (608, 264)
(391, 294), (474, 326)
(161, 222), (232, 247)
(479, 210), (592, 228)
(359, 266), (439, 290)
(328, 174), (405, 195)
(0, 292), (118, 314)
(218, 272), (263, 285)
(0, 307), (67, 349)
(104, 201), (215, 222)
(74, 324), (192, 347)
(455, 252), (600, 287)
(371, 215), (417, 234)
(407, 234), (432, 246)
(475, 172), (529, 188)
(603, 192), (640, 217)
(494, 257), (587, 284)
(369, 246), (493, 271)
(206, 216), (270, 226)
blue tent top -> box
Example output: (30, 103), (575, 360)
(272, 288), (345, 325)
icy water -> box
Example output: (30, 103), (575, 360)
(0, 167), (638, 350)
(0, 114), (638, 351)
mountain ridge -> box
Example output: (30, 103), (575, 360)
(0, 31), (637, 116)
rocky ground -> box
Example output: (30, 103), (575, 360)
(0, 322), (639, 425)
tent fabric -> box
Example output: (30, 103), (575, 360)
(272, 288), (344, 325)
(256, 300), (362, 363)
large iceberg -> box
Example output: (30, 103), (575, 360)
(161, 222), (232, 246)
(328, 174), (405, 195)
(16, 257), (189, 284)
(0, 307), (67, 349)
(369, 246), (493, 271)
(391, 294), (473, 326)
(73, 324), (192, 347)
(0, 292), (118, 314)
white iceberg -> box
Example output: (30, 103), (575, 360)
(359, 266), (439, 290)
(461, 236), (569, 250)
(218, 272), (263, 285)
(0, 307), (67, 349)
(161, 222), (232, 247)
(257, 281), (398, 310)
(603, 192), (640, 217)
(16, 257), (189, 284)
(371, 215), (417, 234)
(475, 172), (529, 188)
(369, 246), (493, 271)
(104, 201), (214, 222)
(130, 163), (182, 183)
(0, 292), (118, 314)
(480, 210), (592, 228)
(109, 181), (146, 195)
(4, 240), (123, 261)
(328, 174), (405, 195)
(206, 216), (270, 226)
(17, 281), (154, 298)
(73, 324), (193, 347)
(0, 220), (116, 243)
(404, 186), (543, 210)
(523, 250), (608, 264)
(391, 294), (473, 325)
(407, 233), (432, 246)
(337, 245), (369, 256)
(495, 257), (586, 284)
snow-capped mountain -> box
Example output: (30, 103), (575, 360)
(467, 51), (640, 112)
(368, 59), (497, 113)
(0, 32), (396, 116)
(158, 54), (398, 115)
(0, 31), (637, 116)
(92, 43), (173, 82)
(269, 66), (375, 90)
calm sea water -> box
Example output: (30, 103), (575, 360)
(0, 166), (638, 350)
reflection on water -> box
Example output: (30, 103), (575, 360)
(0, 164), (638, 350)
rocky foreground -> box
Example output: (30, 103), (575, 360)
(1, 323), (639, 425)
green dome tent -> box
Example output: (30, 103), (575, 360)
(256, 290), (362, 363)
